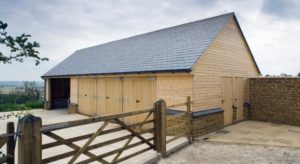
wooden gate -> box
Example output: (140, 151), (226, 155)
(2, 98), (193, 164)
(0, 122), (15, 164)
(16, 106), (161, 163)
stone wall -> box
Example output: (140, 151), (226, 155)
(249, 78), (300, 126)
(166, 109), (224, 138)
(68, 103), (78, 114)
(166, 114), (187, 136)
(192, 109), (224, 138)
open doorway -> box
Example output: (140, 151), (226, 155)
(50, 78), (70, 109)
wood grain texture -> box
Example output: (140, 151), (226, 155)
(70, 78), (78, 104)
(222, 77), (233, 125)
(45, 79), (51, 109)
(123, 77), (156, 124)
(78, 78), (96, 115)
(156, 75), (193, 110)
(191, 18), (259, 112)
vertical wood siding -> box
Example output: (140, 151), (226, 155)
(78, 78), (96, 116)
(70, 78), (78, 104)
(123, 77), (156, 124)
(45, 79), (50, 102)
(191, 18), (259, 112)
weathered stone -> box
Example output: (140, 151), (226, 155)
(249, 78), (300, 126)
(68, 103), (78, 114)
(192, 111), (224, 138)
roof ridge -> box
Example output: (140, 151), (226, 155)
(77, 12), (235, 52)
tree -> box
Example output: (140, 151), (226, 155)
(280, 73), (288, 77)
(0, 20), (48, 65)
(23, 81), (40, 100)
(298, 73), (300, 77)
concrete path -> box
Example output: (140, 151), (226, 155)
(0, 109), (187, 163)
(199, 121), (300, 148)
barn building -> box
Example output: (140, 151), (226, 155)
(42, 12), (260, 126)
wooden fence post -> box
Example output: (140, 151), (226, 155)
(18, 115), (42, 164)
(186, 96), (192, 144)
(153, 102), (158, 151)
(6, 122), (15, 164)
(154, 100), (166, 157)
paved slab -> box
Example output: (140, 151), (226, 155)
(198, 121), (300, 148)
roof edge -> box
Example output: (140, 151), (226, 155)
(232, 14), (261, 75)
(41, 69), (192, 79)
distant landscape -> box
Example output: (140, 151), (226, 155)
(0, 81), (44, 112)
(0, 81), (44, 94)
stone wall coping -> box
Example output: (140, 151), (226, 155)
(192, 108), (224, 118)
(166, 108), (224, 118)
(166, 109), (185, 115)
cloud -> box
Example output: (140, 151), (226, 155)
(261, 0), (300, 19)
(0, 0), (299, 80)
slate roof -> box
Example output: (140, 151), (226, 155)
(43, 13), (235, 77)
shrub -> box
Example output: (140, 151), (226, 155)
(0, 103), (28, 112)
(25, 100), (43, 109)
(0, 93), (31, 104)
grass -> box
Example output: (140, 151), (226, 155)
(0, 100), (43, 112)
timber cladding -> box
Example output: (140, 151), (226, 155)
(191, 18), (259, 112)
(249, 78), (300, 126)
(157, 75), (193, 110)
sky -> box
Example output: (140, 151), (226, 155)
(0, 0), (299, 81)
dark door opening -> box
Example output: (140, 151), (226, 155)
(50, 78), (70, 109)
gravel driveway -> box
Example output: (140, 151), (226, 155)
(159, 141), (300, 164)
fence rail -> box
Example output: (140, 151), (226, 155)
(41, 108), (154, 133)
(165, 96), (192, 146)
(0, 97), (193, 164)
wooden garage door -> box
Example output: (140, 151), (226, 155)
(96, 78), (106, 115)
(78, 77), (155, 120)
(233, 78), (246, 122)
(222, 77), (233, 125)
(222, 77), (246, 125)
(96, 78), (122, 116)
(123, 77), (156, 124)
(106, 78), (122, 115)
(78, 78), (96, 116)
